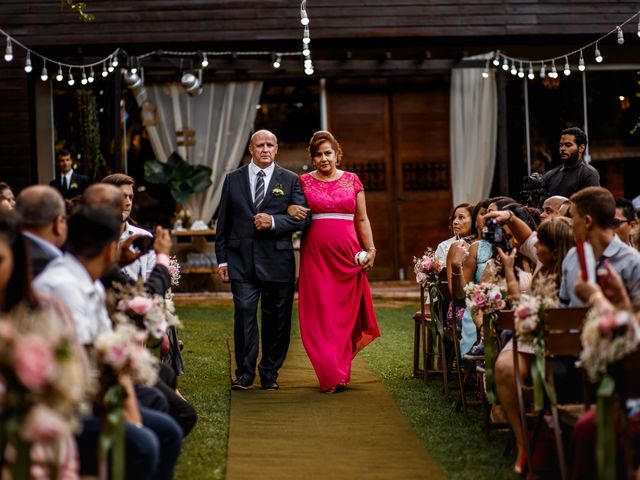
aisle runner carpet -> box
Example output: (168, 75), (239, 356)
(226, 337), (446, 479)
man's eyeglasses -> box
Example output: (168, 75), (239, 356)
(612, 218), (629, 227)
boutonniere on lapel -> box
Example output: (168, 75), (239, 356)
(271, 184), (285, 197)
(70, 181), (79, 190)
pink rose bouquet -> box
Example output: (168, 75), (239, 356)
(464, 282), (508, 316)
(413, 248), (443, 287)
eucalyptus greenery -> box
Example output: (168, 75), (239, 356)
(144, 152), (213, 204)
(75, 89), (106, 180)
(61, 0), (94, 21)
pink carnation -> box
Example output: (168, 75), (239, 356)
(515, 305), (531, 319)
(129, 296), (153, 315)
(13, 336), (55, 393)
(104, 345), (129, 370)
(471, 291), (487, 308)
(598, 314), (618, 334)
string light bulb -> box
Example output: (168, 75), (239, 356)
(516, 62), (524, 78)
(539, 63), (546, 78)
(56, 66), (63, 82)
(617, 26), (624, 45)
(305, 66), (314, 75)
(595, 43), (603, 63)
(482, 57), (489, 78)
(67, 69), (74, 86)
(130, 65), (138, 75)
(492, 54), (500, 67)
(81, 69), (88, 85)
(302, 44), (310, 57)
(300, 3), (309, 26)
(40, 62), (48, 82)
(578, 51), (586, 72)
(527, 63), (534, 80)
(550, 59), (558, 78)
(304, 58), (312, 68)
(303, 26), (310, 45)
(272, 54), (282, 69)
(108, 58), (115, 73)
(510, 60), (517, 75)
(88, 67), (95, 83)
(201, 53), (209, 68)
(501, 58), (509, 71)
(4, 37), (13, 62)
(24, 51), (32, 73)
(102, 63), (108, 77)
(563, 56), (571, 76)
(111, 55), (119, 68)
(637, 17), (640, 37)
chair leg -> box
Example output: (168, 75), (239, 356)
(551, 405), (568, 480)
(440, 335), (450, 399)
(422, 317), (431, 383)
(454, 351), (469, 418)
(412, 317), (421, 378)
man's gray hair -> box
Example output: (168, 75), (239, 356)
(16, 185), (65, 229)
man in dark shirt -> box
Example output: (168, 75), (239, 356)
(542, 127), (600, 198)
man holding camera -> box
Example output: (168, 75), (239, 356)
(542, 127), (600, 199)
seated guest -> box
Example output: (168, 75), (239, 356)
(559, 187), (640, 307)
(49, 148), (91, 199)
(540, 195), (569, 222)
(15, 185), (67, 276)
(0, 182), (15, 212)
(614, 197), (637, 246)
(101, 173), (156, 281)
(33, 204), (183, 480)
(435, 203), (474, 263)
(493, 216), (575, 474)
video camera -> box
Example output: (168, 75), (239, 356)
(520, 172), (547, 209)
(482, 218), (512, 253)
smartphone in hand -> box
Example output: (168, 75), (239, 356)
(130, 235), (154, 254)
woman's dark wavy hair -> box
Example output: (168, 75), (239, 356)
(0, 212), (37, 312)
(504, 202), (538, 231)
(469, 198), (493, 239)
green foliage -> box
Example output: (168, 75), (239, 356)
(144, 153), (213, 204)
(75, 89), (106, 181)
(61, 1), (95, 21)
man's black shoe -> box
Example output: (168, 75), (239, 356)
(231, 378), (253, 390)
(261, 381), (279, 391)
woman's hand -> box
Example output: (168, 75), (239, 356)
(287, 204), (310, 221)
(496, 246), (516, 272)
(361, 250), (376, 272)
(597, 260), (633, 311)
(449, 240), (469, 271)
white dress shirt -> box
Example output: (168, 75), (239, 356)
(248, 160), (275, 203)
(120, 222), (156, 281)
(33, 253), (113, 346)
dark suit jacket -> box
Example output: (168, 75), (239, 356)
(215, 164), (309, 283)
(49, 171), (91, 199)
(25, 235), (59, 278)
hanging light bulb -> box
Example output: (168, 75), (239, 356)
(482, 58), (490, 79)
(527, 63), (534, 80)
(578, 51), (586, 72)
(40, 61), (48, 81)
(501, 58), (509, 71)
(108, 58), (115, 73)
(102, 62), (109, 77)
(56, 66), (64, 82)
(563, 56), (571, 76)
(510, 60), (517, 75)
(272, 54), (282, 69)
(300, 4), (309, 25)
(88, 67), (95, 83)
(24, 51), (32, 73)
(617, 26), (624, 45)
(517, 62), (524, 78)
(304, 58), (313, 67)
(81, 69), (88, 85)
(302, 44), (310, 57)
(637, 17), (640, 37)
(67, 68), (75, 86)
(111, 55), (119, 68)
(201, 53), (209, 68)
(4, 37), (13, 62)
(492, 53), (500, 67)
(305, 66), (314, 75)
(130, 65), (138, 75)
(539, 63), (546, 78)
(595, 43), (603, 63)
(549, 59), (558, 78)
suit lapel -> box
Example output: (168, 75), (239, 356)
(239, 165), (254, 211)
(259, 166), (283, 211)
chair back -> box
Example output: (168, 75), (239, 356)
(437, 268), (451, 304)
(543, 307), (589, 357)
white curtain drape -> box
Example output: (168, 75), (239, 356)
(137, 81), (263, 223)
(450, 53), (498, 206)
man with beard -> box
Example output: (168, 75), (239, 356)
(542, 127), (600, 198)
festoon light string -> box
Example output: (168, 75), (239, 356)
(482, 9), (640, 80)
(0, 1), (314, 87)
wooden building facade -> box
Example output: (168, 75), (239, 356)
(1, 1), (640, 280)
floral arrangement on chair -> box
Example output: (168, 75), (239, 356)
(513, 278), (559, 410)
(0, 310), (89, 478)
(580, 305), (640, 479)
(465, 282), (508, 403)
(168, 255), (181, 287)
(93, 324), (159, 480)
(413, 248), (445, 353)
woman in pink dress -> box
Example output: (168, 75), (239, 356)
(288, 131), (380, 393)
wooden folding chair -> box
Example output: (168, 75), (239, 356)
(524, 307), (589, 480)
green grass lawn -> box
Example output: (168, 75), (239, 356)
(174, 305), (515, 479)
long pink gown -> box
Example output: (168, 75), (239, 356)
(298, 171), (380, 392)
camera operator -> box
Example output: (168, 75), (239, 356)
(542, 127), (599, 198)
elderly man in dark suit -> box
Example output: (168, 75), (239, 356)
(49, 148), (91, 199)
(216, 129), (309, 391)
(16, 185), (67, 276)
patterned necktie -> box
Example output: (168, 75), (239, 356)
(254, 170), (265, 210)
